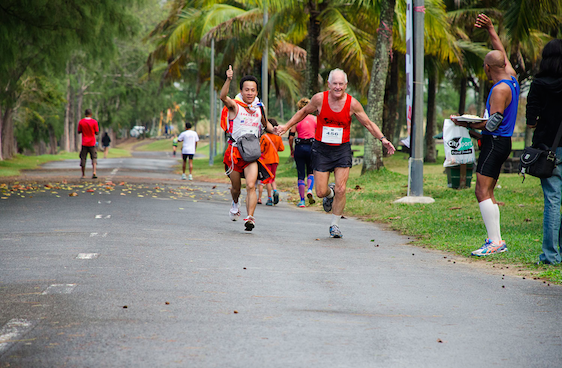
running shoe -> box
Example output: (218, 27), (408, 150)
(323, 183), (335, 212)
(297, 200), (306, 208)
(244, 216), (255, 231)
(471, 239), (507, 256)
(188, 174), (193, 181)
(266, 198), (273, 206)
(92, 174), (98, 179)
(257, 198), (262, 204)
(273, 190), (279, 205)
(229, 202), (241, 221)
(181, 174), (187, 180)
(307, 190), (315, 204)
(329, 225), (343, 238)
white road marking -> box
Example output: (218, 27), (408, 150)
(42, 284), (76, 295)
(95, 215), (102, 219)
(76, 253), (99, 259)
(0, 319), (35, 354)
(90, 233), (108, 237)
(95, 215), (111, 219)
(105, 215), (111, 219)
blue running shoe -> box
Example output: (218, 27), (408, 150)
(329, 225), (342, 238)
(297, 200), (306, 208)
(471, 239), (507, 256)
(273, 190), (279, 205)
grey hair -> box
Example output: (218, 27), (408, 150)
(327, 68), (348, 84)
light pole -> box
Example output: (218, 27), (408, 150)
(395, 0), (434, 204)
(261, 2), (268, 112)
(209, 38), (215, 166)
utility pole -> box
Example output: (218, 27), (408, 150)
(395, 0), (434, 204)
(209, 38), (215, 166)
(261, 2), (268, 112)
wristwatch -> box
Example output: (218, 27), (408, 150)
(379, 136), (386, 142)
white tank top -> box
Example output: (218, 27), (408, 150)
(229, 104), (262, 146)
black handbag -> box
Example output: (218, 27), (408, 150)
(519, 120), (562, 180)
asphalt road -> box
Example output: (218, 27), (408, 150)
(1, 155), (561, 367)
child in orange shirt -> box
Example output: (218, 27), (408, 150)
(259, 119), (285, 206)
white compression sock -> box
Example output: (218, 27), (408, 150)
(327, 187), (334, 199)
(478, 199), (501, 242)
(331, 214), (341, 227)
(494, 203), (502, 241)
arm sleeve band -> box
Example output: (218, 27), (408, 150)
(485, 112), (504, 132)
(288, 131), (296, 137)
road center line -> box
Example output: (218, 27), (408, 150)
(76, 253), (99, 259)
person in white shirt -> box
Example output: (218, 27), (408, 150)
(177, 122), (199, 180)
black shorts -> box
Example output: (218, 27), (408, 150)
(182, 154), (194, 161)
(476, 135), (511, 179)
(311, 141), (352, 172)
(79, 146), (97, 167)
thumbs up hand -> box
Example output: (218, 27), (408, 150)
(226, 65), (233, 80)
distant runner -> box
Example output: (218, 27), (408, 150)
(177, 122), (199, 181)
(277, 69), (395, 238)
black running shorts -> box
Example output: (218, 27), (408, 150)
(182, 154), (194, 161)
(476, 134), (511, 179)
(311, 141), (352, 172)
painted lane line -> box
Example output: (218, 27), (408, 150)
(76, 253), (99, 259)
(90, 233), (108, 238)
(0, 319), (35, 355)
(95, 215), (102, 219)
(42, 284), (76, 295)
(95, 215), (111, 219)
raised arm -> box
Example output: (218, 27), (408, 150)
(220, 65), (237, 112)
(351, 98), (395, 155)
(475, 14), (517, 78)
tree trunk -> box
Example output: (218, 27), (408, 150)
(424, 69), (437, 163)
(0, 106), (15, 160)
(383, 53), (400, 146)
(362, 0), (395, 174)
(305, 1), (322, 97)
(63, 67), (71, 152)
(458, 76), (467, 115)
(49, 129), (57, 154)
(76, 83), (84, 150)
(69, 86), (76, 152)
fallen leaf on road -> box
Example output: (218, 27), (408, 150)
(233, 310), (238, 314)
(437, 338), (443, 343)
(69, 192), (78, 197)
(212, 185), (217, 189)
(86, 189), (95, 193)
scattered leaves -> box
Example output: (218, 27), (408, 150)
(69, 192), (78, 197)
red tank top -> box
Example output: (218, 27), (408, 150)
(315, 91), (352, 145)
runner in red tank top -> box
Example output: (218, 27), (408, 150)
(277, 69), (396, 238)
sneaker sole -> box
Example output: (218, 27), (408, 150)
(330, 234), (342, 238)
(244, 222), (255, 231)
(273, 193), (279, 205)
(471, 247), (508, 256)
(307, 193), (315, 204)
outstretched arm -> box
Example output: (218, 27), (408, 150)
(276, 93), (322, 136)
(475, 14), (516, 78)
(351, 98), (395, 155)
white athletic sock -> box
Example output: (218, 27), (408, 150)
(479, 199), (501, 242)
(232, 200), (239, 210)
(494, 203), (502, 241)
(331, 214), (341, 227)
(327, 187), (334, 199)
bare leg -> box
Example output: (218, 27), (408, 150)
(243, 162), (259, 217)
(331, 167), (350, 216)
(189, 159), (193, 175)
(314, 170), (331, 198)
(229, 171), (242, 204)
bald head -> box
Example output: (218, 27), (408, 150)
(484, 50), (505, 68)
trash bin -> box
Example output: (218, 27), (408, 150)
(445, 163), (473, 189)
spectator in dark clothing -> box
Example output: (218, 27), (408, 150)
(101, 132), (111, 159)
(526, 39), (562, 265)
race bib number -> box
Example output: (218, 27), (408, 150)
(321, 126), (343, 144)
